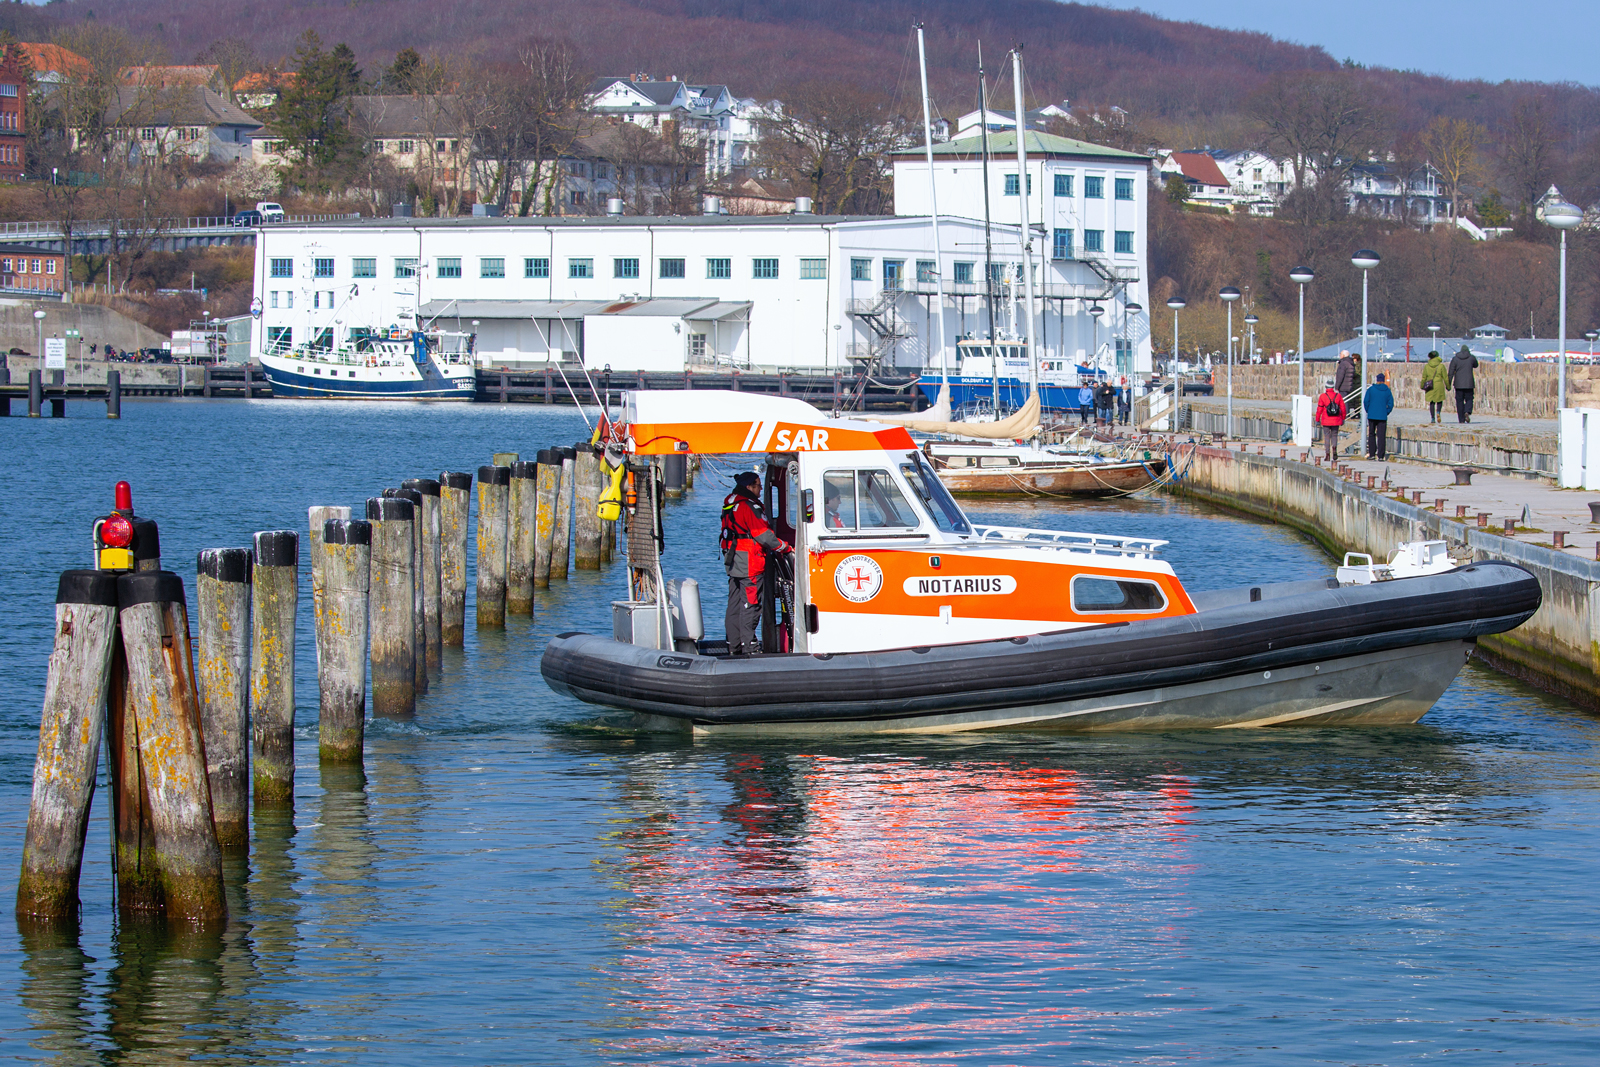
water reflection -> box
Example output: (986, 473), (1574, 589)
(15, 919), (99, 1064)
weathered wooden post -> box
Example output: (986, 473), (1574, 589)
(250, 530), (298, 807)
(402, 479), (443, 672)
(307, 505), (351, 671)
(439, 471), (472, 645)
(574, 447), (603, 569)
(194, 547), (251, 853)
(366, 496), (415, 716)
(16, 571), (120, 921)
(390, 487), (428, 692)
(318, 518), (370, 763)
(476, 464), (510, 626)
(552, 447), (575, 581)
(533, 450), (559, 588)
(507, 461), (537, 614)
(116, 571), (227, 924)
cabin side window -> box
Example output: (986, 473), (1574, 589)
(1071, 575), (1167, 614)
(821, 470), (918, 532)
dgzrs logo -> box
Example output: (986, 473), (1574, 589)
(833, 554), (884, 603)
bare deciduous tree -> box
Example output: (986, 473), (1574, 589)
(753, 82), (910, 215)
(1423, 116), (1485, 221)
(1248, 72), (1389, 224)
(1497, 96), (1557, 222)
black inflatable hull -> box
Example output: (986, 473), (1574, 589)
(540, 561), (1542, 734)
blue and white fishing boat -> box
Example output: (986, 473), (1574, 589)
(259, 326), (478, 400)
(918, 338), (1106, 412)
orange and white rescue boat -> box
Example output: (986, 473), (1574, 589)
(541, 391), (1541, 735)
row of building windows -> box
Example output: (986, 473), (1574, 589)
(1, 257), (53, 274)
(1004, 174), (1136, 201)
(1050, 228), (1135, 257)
(274, 255), (834, 282)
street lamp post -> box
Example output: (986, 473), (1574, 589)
(1351, 250), (1380, 459)
(1290, 266), (1314, 396)
(1123, 302), (1143, 381)
(1166, 297), (1186, 371)
(1588, 330), (1598, 360)
(1244, 313), (1259, 366)
(1428, 321), (1441, 356)
(1088, 303), (1105, 373)
(1219, 286), (1241, 433)
(1544, 199), (1583, 409)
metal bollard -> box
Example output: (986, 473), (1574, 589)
(106, 370), (121, 419)
(318, 519), (370, 763)
(250, 530), (299, 807)
(195, 547), (252, 853)
(116, 570), (227, 923)
(367, 497), (415, 716)
(16, 571), (119, 920)
(507, 461), (537, 614)
(439, 471), (472, 646)
(28, 368), (41, 417)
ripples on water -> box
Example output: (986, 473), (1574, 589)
(1, 400), (1597, 1064)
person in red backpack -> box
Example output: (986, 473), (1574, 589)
(721, 471), (791, 655)
(1316, 377), (1347, 462)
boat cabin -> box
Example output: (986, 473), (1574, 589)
(614, 390), (1194, 656)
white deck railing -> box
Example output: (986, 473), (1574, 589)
(969, 523), (1167, 558)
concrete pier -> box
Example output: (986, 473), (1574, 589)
(1170, 441), (1600, 710)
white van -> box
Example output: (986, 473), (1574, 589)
(255, 202), (285, 223)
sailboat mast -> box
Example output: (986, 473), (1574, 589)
(915, 24), (949, 396)
(1010, 46), (1038, 395)
(977, 44), (999, 409)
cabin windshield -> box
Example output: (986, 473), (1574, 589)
(822, 469), (919, 531)
(900, 452), (971, 534)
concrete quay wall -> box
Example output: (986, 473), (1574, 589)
(1172, 444), (1600, 709)
(1227, 363), (1599, 420)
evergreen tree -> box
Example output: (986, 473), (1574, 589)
(387, 48), (422, 93)
(273, 31), (363, 192)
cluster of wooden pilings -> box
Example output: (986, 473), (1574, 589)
(16, 447), (622, 928)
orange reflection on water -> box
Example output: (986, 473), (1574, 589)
(598, 751), (1200, 1060)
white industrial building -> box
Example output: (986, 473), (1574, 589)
(250, 128), (1152, 377)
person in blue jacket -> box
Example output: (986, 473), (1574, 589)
(1364, 372), (1395, 459)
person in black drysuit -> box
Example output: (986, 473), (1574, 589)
(721, 471), (790, 655)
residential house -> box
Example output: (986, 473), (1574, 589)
(1346, 161), (1450, 222)
(93, 86), (260, 164)
(587, 77), (767, 179)
(17, 42), (92, 89)
(347, 94), (471, 193)
(0, 243), (67, 295)
(535, 123), (702, 215)
(120, 65), (224, 91)
(234, 71), (297, 111)
(1155, 152), (1232, 209)
(0, 45), (29, 180)
(955, 103), (1072, 135)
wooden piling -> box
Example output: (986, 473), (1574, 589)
(106, 370), (121, 419)
(574, 447), (602, 570)
(552, 448), (575, 581)
(367, 497), (415, 716)
(194, 547), (251, 853)
(402, 479), (443, 672)
(250, 530), (298, 807)
(318, 519), (370, 763)
(507, 461), (537, 614)
(476, 465), (510, 627)
(116, 571), (227, 924)
(28, 368), (41, 417)
(307, 505), (351, 672)
(16, 571), (120, 921)
(439, 471), (472, 646)
(392, 488), (429, 693)
(533, 450), (559, 588)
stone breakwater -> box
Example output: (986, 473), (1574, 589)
(1170, 444), (1600, 709)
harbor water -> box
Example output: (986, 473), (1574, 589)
(2, 401), (1597, 1064)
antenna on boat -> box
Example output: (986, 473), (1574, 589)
(914, 23), (950, 413)
(977, 44), (1000, 412)
(1010, 45), (1039, 398)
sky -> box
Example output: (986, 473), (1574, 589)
(1088, 0), (1600, 88)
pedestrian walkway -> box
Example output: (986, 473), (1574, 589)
(1212, 438), (1600, 559)
(1187, 395), (1558, 438)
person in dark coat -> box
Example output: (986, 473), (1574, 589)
(1364, 372), (1394, 459)
(1448, 345), (1478, 423)
(1334, 351), (1357, 394)
(1095, 381), (1115, 425)
(721, 472), (790, 655)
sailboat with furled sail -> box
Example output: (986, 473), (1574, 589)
(867, 38), (1163, 495)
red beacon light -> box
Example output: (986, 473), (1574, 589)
(114, 480), (133, 513)
(102, 513), (135, 548)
